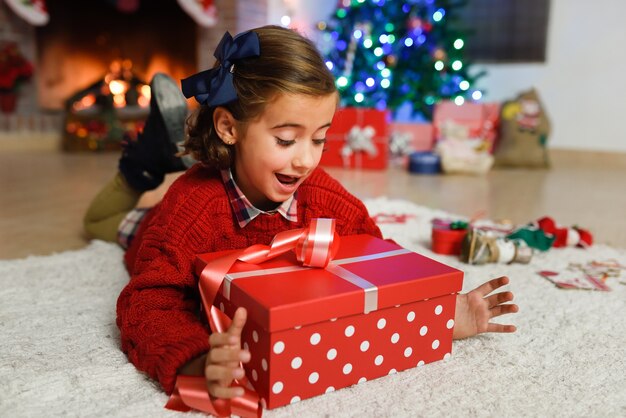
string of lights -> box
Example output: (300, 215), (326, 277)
(316, 0), (485, 120)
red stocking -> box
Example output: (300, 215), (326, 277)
(176, 0), (217, 27)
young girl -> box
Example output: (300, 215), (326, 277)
(92, 25), (518, 402)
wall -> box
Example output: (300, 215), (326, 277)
(270, 0), (626, 152)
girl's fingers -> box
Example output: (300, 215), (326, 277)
(489, 304), (519, 318)
(205, 364), (237, 384)
(486, 323), (517, 334)
(205, 364), (248, 395)
(228, 307), (247, 339)
(208, 346), (251, 364)
(474, 276), (510, 297)
(209, 331), (234, 348)
(484, 291), (514, 308)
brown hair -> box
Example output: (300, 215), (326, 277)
(182, 25), (337, 168)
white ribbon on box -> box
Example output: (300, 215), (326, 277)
(389, 130), (414, 157)
(341, 125), (379, 168)
(223, 248), (411, 314)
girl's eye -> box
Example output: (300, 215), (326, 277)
(275, 137), (295, 147)
(313, 138), (327, 146)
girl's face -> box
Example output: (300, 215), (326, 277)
(232, 93), (337, 211)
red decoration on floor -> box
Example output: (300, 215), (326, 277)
(535, 216), (593, 248)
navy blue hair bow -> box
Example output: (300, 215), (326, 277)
(181, 30), (260, 107)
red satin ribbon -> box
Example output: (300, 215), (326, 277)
(166, 219), (339, 417)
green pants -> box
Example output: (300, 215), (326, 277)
(83, 173), (141, 243)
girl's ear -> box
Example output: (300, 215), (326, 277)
(213, 107), (238, 145)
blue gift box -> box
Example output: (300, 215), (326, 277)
(408, 151), (441, 174)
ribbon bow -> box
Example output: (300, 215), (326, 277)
(181, 30), (260, 107)
(389, 130), (414, 157)
(166, 219), (339, 417)
(341, 125), (379, 161)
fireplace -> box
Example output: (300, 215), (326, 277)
(35, 0), (198, 111)
(32, 0), (198, 150)
(0, 0), (270, 146)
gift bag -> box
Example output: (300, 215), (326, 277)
(494, 88), (551, 168)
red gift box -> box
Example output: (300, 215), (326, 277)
(432, 226), (468, 255)
(433, 101), (501, 152)
(389, 122), (435, 153)
(194, 234), (463, 409)
(320, 107), (389, 169)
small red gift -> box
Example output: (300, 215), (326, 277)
(431, 219), (469, 255)
(320, 107), (389, 169)
(190, 228), (463, 410)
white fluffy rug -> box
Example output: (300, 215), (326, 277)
(2, 198), (625, 417)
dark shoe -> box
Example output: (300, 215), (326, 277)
(151, 73), (188, 152)
(118, 73), (188, 191)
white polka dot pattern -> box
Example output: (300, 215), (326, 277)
(310, 333), (321, 345)
(344, 325), (355, 337)
(272, 381), (283, 394)
(291, 357), (302, 369)
(273, 341), (285, 354)
(233, 290), (458, 409)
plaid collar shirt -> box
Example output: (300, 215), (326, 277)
(221, 169), (298, 228)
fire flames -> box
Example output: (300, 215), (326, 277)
(70, 59), (151, 113)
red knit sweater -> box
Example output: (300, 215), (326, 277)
(117, 164), (382, 394)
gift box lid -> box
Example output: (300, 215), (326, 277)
(195, 234), (463, 333)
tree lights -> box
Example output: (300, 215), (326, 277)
(317, 0), (485, 120)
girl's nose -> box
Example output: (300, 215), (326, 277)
(293, 143), (316, 170)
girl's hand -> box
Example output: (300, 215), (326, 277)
(204, 307), (251, 399)
(452, 276), (519, 340)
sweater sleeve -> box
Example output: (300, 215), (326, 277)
(116, 171), (215, 394)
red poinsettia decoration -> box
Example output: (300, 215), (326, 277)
(0, 43), (34, 92)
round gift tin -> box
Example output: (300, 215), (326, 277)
(408, 151), (441, 174)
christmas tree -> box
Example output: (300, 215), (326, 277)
(317, 0), (485, 120)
